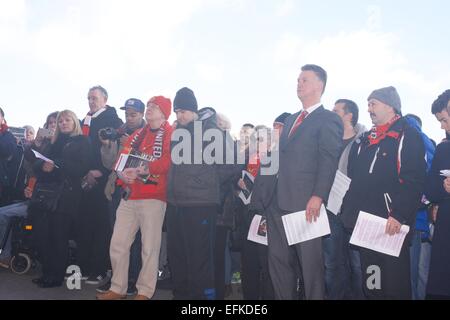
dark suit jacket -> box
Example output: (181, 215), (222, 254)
(277, 106), (343, 213)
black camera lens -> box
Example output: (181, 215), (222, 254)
(99, 128), (119, 141)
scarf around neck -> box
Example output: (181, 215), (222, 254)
(368, 115), (401, 146)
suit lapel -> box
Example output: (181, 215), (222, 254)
(281, 112), (299, 150)
(282, 106), (325, 148)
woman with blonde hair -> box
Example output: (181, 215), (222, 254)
(31, 110), (92, 288)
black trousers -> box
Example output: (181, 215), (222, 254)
(167, 205), (217, 300)
(43, 207), (77, 282)
(76, 185), (111, 277)
(214, 225), (229, 300)
(30, 191), (80, 283)
(360, 243), (411, 300)
(240, 209), (274, 300)
(241, 238), (275, 300)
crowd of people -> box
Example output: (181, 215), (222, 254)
(1, 64), (450, 300)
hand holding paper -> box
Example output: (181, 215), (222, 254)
(385, 216), (402, 236)
(32, 149), (59, 169)
(306, 196), (323, 223)
(42, 161), (55, 173)
(444, 177), (450, 194)
(247, 215), (268, 246)
(282, 205), (331, 246)
(238, 171), (255, 205)
(350, 211), (410, 257)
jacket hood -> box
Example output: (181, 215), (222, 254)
(198, 107), (218, 128)
(354, 123), (367, 139)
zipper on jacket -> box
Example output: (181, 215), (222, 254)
(369, 147), (380, 174)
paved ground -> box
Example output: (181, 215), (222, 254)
(0, 266), (242, 300)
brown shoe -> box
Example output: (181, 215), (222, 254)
(134, 294), (150, 300)
(0, 257), (10, 269)
(96, 290), (126, 300)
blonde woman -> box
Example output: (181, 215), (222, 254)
(31, 110), (92, 288)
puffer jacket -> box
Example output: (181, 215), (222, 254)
(167, 107), (235, 207)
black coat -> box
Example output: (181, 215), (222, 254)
(341, 118), (426, 237)
(34, 134), (91, 214)
(0, 131), (26, 205)
(80, 106), (123, 180)
(425, 141), (450, 297)
(167, 108), (236, 207)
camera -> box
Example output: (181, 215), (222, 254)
(99, 127), (123, 141)
(9, 127), (26, 141)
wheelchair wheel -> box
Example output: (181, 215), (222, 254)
(10, 253), (32, 275)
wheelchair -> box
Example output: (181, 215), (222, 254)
(9, 215), (38, 275)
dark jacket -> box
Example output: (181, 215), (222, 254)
(0, 131), (26, 205)
(33, 134), (92, 213)
(425, 141), (450, 297)
(167, 108), (236, 207)
(341, 117), (426, 234)
(81, 106), (123, 181)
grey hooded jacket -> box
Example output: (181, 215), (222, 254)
(167, 108), (236, 207)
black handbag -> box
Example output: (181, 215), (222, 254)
(30, 181), (64, 212)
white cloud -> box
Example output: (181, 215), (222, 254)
(266, 12), (445, 141)
(195, 63), (225, 82)
(272, 33), (302, 66)
(0, 0), (27, 50)
(276, 0), (295, 17)
(214, 0), (249, 12)
(28, 0), (205, 84)
(366, 5), (382, 31)
(0, 0), (26, 21)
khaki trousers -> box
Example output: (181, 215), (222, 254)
(110, 199), (166, 298)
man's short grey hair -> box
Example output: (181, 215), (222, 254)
(89, 85), (108, 100)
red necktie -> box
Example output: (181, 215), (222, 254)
(289, 110), (308, 137)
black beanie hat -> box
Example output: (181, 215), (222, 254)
(174, 87), (198, 113)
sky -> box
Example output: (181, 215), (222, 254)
(0, 0), (449, 142)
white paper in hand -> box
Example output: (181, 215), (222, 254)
(31, 149), (59, 168)
(327, 170), (352, 215)
(247, 215), (268, 246)
(350, 211), (410, 257)
(282, 205), (331, 246)
(238, 170), (255, 205)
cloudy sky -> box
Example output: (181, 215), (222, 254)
(0, 0), (449, 141)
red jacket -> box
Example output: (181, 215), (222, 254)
(117, 121), (173, 202)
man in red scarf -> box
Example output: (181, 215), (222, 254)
(97, 96), (173, 300)
(341, 86), (426, 299)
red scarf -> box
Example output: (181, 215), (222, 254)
(246, 153), (261, 178)
(0, 122), (8, 134)
(368, 115), (401, 146)
(118, 122), (168, 185)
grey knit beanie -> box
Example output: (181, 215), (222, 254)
(368, 86), (402, 114)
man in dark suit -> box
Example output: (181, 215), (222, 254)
(266, 64), (343, 300)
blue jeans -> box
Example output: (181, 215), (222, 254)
(0, 202), (28, 259)
(323, 212), (365, 300)
(410, 230), (432, 300)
